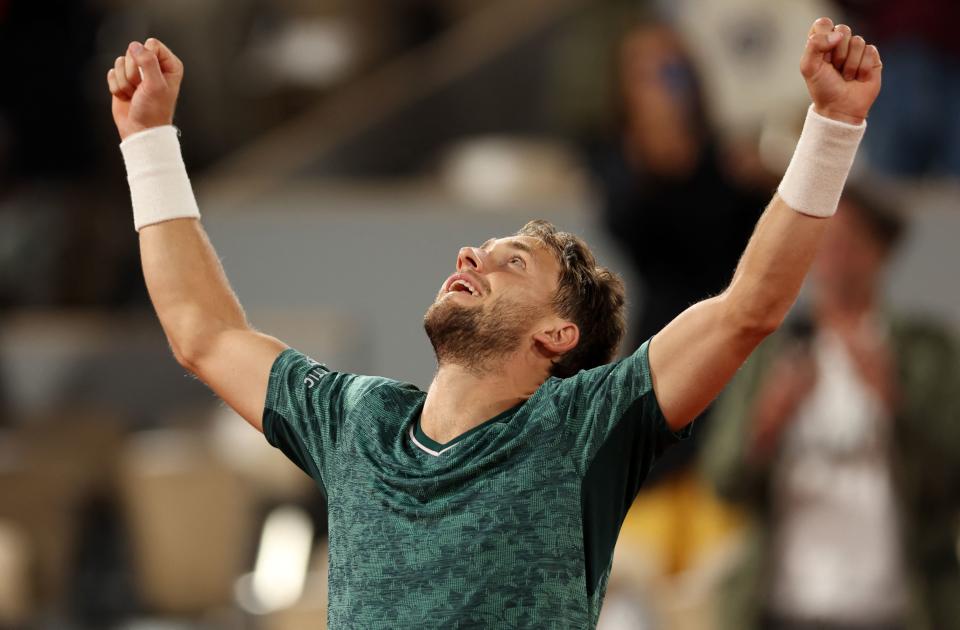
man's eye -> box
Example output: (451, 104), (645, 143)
(510, 256), (526, 268)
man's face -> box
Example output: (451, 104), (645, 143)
(423, 235), (563, 370)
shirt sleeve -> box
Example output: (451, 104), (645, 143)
(555, 338), (691, 478)
(261, 348), (362, 494)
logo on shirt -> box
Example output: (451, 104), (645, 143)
(303, 358), (330, 389)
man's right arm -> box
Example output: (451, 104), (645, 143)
(109, 39), (285, 431)
(140, 219), (287, 431)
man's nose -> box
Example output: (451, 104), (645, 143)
(457, 246), (484, 272)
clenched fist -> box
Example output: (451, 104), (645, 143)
(801, 17), (882, 125)
(106, 39), (183, 141)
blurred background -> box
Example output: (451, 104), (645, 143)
(1, 0), (958, 628)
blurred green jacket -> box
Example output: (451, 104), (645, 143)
(701, 315), (960, 630)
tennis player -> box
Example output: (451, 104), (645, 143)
(107, 17), (881, 628)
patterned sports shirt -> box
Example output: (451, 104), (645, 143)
(263, 339), (687, 629)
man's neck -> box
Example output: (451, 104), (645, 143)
(420, 359), (546, 445)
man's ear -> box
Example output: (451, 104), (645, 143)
(533, 320), (579, 358)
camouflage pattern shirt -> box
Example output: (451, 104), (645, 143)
(263, 339), (685, 629)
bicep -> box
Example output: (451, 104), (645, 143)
(648, 295), (761, 431)
(190, 328), (288, 431)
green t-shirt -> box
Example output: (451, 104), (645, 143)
(263, 339), (686, 629)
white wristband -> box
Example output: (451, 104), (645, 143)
(120, 125), (201, 232)
(777, 105), (866, 218)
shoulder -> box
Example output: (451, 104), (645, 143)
(548, 340), (658, 413)
(328, 374), (425, 414)
(270, 348), (424, 408)
(352, 375), (424, 404)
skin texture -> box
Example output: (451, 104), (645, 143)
(108, 17), (881, 438)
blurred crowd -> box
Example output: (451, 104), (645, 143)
(1, 0), (958, 628)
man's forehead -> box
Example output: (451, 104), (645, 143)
(480, 235), (542, 254)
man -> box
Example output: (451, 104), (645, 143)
(702, 187), (960, 630)
(106, 18), (881, 628)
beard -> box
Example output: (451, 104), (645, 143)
(423, 293), (541, 372)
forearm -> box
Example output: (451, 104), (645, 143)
(726, 101), (866, 331)
(132, 170), (286, 428)
(650, 104), (864, 429)
(111, 39), (288, 429)
(647, 17), (880, 429)
(723, 195), (829, 333)
(651, 198), (832, 427)
(140, 218), (250, 368)
(120, 124), (250, 368)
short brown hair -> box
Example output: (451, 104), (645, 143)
(516, 220), (626, 378)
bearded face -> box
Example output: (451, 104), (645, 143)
(425, 235), (563, 372)
(423, 293), (542, 372)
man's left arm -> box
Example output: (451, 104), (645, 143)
(649, 17), (883, 431)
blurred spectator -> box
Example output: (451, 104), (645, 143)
(836, 0), (960, 178)
(702, 186), (960, 630)
(586, 21), (770, 481)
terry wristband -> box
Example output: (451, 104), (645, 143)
(777, 105), (866, 218)
(120, 125), (201, 232)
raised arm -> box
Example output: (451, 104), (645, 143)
(107, 39), (286, 430)
(648, 18), (883, 430)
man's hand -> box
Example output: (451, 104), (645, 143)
(801, 17), (882, 125)
(106, 38), (183, 141)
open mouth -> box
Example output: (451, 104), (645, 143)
(444, 274), (483, 297)
(448, 278), (480, 296)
